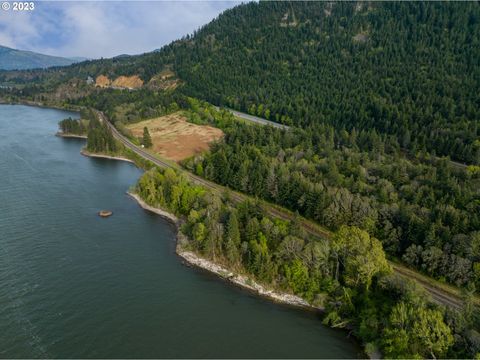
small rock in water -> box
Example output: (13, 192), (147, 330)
(98, 210), (113, 217)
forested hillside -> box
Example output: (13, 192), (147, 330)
(169, 1), (480, 164)
(3, 2), (479, 283)
(182, 100), (480, 291)
(2, 2), (478, 163)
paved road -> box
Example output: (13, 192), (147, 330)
(448, 159), (468, 169)
(98, 110), (465, 310)
(215, 106), (290, 130)
(98, 111), (245, 197)
(220, 107), (473, 170)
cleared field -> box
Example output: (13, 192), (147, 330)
(126, 113), (223, 162)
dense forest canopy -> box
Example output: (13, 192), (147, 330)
(2, 2), (479, 164)
(170, 1), (480, 164)
(135, 166), (464, 359)
(182, 99), (480, 291)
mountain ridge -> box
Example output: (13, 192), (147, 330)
(2, 2), (478, 163)
(0, 45), (84, 70)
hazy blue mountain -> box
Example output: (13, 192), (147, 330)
(0, 45), (82, 70)
(69, 56), (89, 62)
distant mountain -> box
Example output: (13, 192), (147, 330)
(0, 45), (82, 70)
(113, 54), (132, 59)
(69, 56), (89, 62)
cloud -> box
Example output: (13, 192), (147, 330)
(0, 1), (240, 58)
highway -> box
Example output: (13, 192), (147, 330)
(98, 111), (247, 199)
(220, 107), (470, 170)
(97, 110), (465, 310)
(214, 106), (290, 130)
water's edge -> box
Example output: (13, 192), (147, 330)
(127, 191), (322, 312)
(59, 117), (319, 311)
(0, 104), (364, 358)
(81, 140), (369, 358)
(80, 148), (135, 164)
(81, 144), (315, 310)
(56, 132), (88, 139)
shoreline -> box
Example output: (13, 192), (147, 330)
(127, 192), (179, 224)
(55, 129), (139, 167)
(127, 190), (321, 311)
(48, 107), (366, 355)
(56, 132), (87, 139)
(0, 98), (82, 113)
(178, 250), (319, 310)
(80, 148), (135, 164)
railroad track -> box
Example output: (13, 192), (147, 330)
(97, 111), (466, 310)
(392, 265), (464, 310)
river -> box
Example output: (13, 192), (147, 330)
(0, 105), (361, 358)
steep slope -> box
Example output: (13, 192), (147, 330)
(0, 45), (80, 70)
(167, 1), (480, 164)
(1, 2), (479, 163)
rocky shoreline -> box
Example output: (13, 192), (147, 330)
(56, 110), (317, 310)
(80, 148), (135, 164)
(127, 192), (179, 224)
(127, 190), (321, 311)
(178, 250), (318, 310)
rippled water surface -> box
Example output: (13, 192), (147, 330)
(0, 105), (361, 358)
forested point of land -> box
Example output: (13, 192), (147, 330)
(58, 117), (88, 135)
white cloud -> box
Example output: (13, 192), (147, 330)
(0, 8), (42, 49)
(0, 1), (239, 58)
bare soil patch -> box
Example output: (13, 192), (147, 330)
(96, 75), (143, 89)
(112, 75), (143, 89)
(95, 75), (111, 87)
(148, 68), (179, 90)
(126, 113), (224, 162)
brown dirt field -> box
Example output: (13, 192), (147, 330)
(112, 75), (143, 89)
(126, 113), (224, 162)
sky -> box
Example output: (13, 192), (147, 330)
(0, 1), (240, 59)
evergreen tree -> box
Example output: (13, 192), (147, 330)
(225, 211), (241, 264)
(143, 126), (153, 148)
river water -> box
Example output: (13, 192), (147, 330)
(0, 105), (361, 358)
